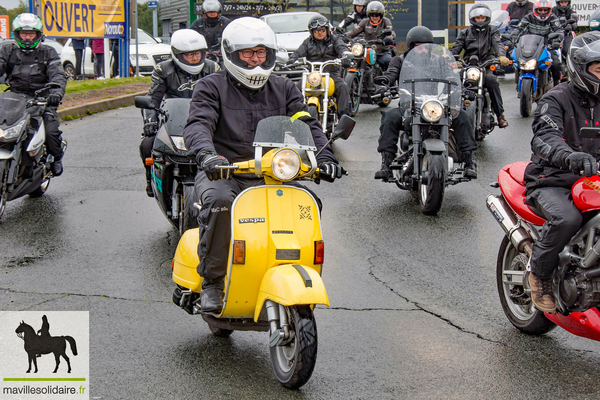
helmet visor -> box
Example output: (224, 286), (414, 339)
(573, 38), (600, 66)
(535, 7), (551, 17)
(469, 6), (491, 19)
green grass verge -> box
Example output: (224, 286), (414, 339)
(0, 76), (151, 94)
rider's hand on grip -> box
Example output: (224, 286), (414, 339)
(143, 121), (158, 137)
(199, 154), (232, 181)
(383, 37), (394, 46)
(341, 58), (352, 68)
(566, 152), (598, 177)
(318, 162), (345, 182)
(499, 56), (510, 67)
(47, 93), (61, 107)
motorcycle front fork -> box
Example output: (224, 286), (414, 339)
(266, 300), (295, 347)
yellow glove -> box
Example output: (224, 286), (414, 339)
(499, 56), (510, 67)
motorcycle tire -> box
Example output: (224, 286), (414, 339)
(29, 168), (51, 198)
(519, 79), (533, 118)
(419, 152), (445, 216)
(344, 72), (361, 117)
(307, 105), (318, 120)
(496, 236), (556, 334)
(270, 305), (317, 389)
(179, 184), (199, 236)
(0, 166), (7, 220)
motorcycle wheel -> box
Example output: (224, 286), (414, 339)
(344, 72), (360, 117)
(519, 79), (533, 118)
(496, 236), (556, 334)
(419, 152), (445, 216)
(179, 184), (199, 236)
(29, 167), (51, 198)
(0, 167), (7, 219)
(270, 305), (317, 389)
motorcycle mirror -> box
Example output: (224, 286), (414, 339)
(501, 33), (511, 41)
(567, 19), (577, 25)
(134, 95), (154, 110)
(468, 55), (479, 66)
(332, 115), (355, 141)
(382, 29), (393, 37)
(548, 32), (560, 40)
(579, 128), (600, 139)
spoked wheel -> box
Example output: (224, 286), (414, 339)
(344, 72), (360, 117)
(419, 152), (445, 216)
(179, 184), (199, 236)
(270, 305), (317, 389)
(0, 166), (8, 220)
(496, 236), (556, 334)
(519, 78), (533, 117)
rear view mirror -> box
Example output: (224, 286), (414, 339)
(501, 33), (511, 41)
(548, 32), (560, 40)
(579, 128), (600, 139)
(332, 115), (355, 141)
(135, 95), (153, 109)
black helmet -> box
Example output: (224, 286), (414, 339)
(406, 26), (434, 50)
(308, 15), (330, 38)
(366, 1), (385, 18)
(469, 3), (492, 29)
(567, 31), (600, 97)
(515, 0), (529, 5)
(555, 0), (571, 13)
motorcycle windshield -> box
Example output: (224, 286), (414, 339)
(398, 44), (461, 117)
(518, 34), (544, 59)
(162, 98), (191, 136)
(253, 116), (316, 151)
(491, 10), (509, 30)
(0, 92), (28, 127)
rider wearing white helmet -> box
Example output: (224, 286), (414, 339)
(183, 17), (341, 313)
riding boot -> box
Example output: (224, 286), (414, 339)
(463, 150), (477, 179)
(200, 278), (224, 314)
(51, 152), (63, 177)
(145, 166), (153, 197)
(497, 114), (508, 129)
(374, 151), (395, 180)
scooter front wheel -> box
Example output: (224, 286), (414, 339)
(270, 305), (317, 389)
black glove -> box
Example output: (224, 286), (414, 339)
(551, 40), (561, 50)
(375, 85), (389, 97)
(318, 162), (345, 182)
(383, 37), (394, 45)
(143, 121), (158, 137)
(198, 153), (232, 181)
(341, 58), (352, 68)
(565, 152), (598, 177)
(47, 93), (61, 107)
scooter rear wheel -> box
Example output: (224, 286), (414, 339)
(270, 305), (317, 389)
(496, 236), (556, 334)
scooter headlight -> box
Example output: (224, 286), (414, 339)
(171, 136), (187, 151)
(272, 149), (301, 181)
(0, 120), (27, 142)
(421, 100), (444, 123)
(520, 59), (537, 71)
(466, 67), (481, 82)
(307, 71), (322, 88)
(351, 43), (364, 57)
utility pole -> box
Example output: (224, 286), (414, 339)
(417, 0), (422, 26)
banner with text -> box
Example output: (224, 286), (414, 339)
(41, 0), (126, 38)
(0, 16), (9, 39)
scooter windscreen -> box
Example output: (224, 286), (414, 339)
(398, 43), (461, 118)
(253, 116), (317, 151)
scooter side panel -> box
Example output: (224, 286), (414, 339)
(545, 308), (600, 342)
(172, 228), (202, 291)
(221, 186), (323, 318)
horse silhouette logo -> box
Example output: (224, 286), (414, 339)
(15, 315), (78, 373)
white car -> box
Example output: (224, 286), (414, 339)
(61, 29), (171, 79)
(260, 11), (323, 60)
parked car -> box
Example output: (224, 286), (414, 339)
(260, 11), (323, 59)
(61, 29), (171, 79)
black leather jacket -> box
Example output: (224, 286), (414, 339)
(451, 25), (506, 62)
(553, 6), (578, 32)
(525, 83), (600, 192)
(183, 70), (336, 165)
(338, 9), (367, 30)
(190, 16), (231, 51)
(288, 33), (348, 73)
(346, 17), (396, 54)
(0, 43), (66, 99)
(512, 12), (563, 44)
(507, 2), (534, 21)
(145, 58), (219, 122)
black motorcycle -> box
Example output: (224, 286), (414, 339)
(460, 56), (499, 140)
(387, 44), (469, 215)
(135, 96), (198, 235)
(0, 83), (66, 219)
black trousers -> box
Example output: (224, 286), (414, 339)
(377, 107), (477, 155)
(550, 49), (561, 84)
(30, 107), (63, 158)
(75, 49), (83, 76)
(525, 186), (583, 279)
(484, 72), (504, 117)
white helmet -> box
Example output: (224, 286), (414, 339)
(170, 29), (207, 75)
(221, 17), (278, 90)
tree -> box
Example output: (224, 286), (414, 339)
(138, 3), (162, 37)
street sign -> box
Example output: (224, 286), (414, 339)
(147, 1), (158, 9)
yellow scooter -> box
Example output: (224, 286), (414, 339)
(171, 115), (354, 389)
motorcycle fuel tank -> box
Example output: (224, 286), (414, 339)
(572, 175), (600, 213)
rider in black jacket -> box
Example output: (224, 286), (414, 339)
(374, 26), (478, 180)
(287, 15), (352, 117)
(190, 0), (230, 52)
(336, 0), (368, 32)
(451, 3), (510, 128)
(507, 0), (534, 21)
(553, 0), (578, 59)
(511, 0), (563, 85)
(140, 29), (219, 197)
(0, 14), (66, 176)
(523, 31), (600, 313)
(183, 18), (341, 314)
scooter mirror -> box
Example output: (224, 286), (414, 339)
(134, 95), (153, 110)
(332, 115), (356, 141)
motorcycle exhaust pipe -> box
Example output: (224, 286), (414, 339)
(486, 194), (533, 256)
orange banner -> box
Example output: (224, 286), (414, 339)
(0, 16), (9, 39)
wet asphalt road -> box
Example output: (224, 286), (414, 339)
(1, 76), (600, 399)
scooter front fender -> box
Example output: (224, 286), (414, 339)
(254, 264), (329, 322)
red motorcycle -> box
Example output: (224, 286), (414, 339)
(487, 158), (600, 342)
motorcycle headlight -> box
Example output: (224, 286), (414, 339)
(0, 120), (27, 142)
(520, 59), (537, 71)
(421, 100), (444, 123)
(272, 149), (301, 181)
(466, 67), (481, 82)
(351, 43), (364, 57)
(591, 21), (600, 28)
(308, 71), (322, 88)
(171, 136), (187, 151)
